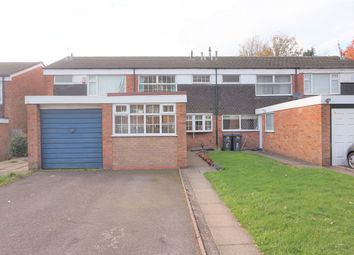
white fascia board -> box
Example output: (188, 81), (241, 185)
(217, 69), (296, 75)
(44, 69), (134, 75)
(0, 118), (9, 124)
(10, 63), (44, 79)
(25, 95), (187, 105)
(255, 96), (322, 114)
(298, 69), (354, 74)
(324, 95), (354, 104)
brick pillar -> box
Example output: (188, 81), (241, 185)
(44, 75), (54, 95)
(176, 103), (187, 168)
(102, 104), (113, 170)
(27, 104), (41, 170)
(321, 104), (331, 166)
(292, 73), (304, 96)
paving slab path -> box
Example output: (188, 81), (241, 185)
(181, 152), (261, 255)
(0, 157), (28, 176)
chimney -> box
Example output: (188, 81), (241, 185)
(190, 50), (193, 59)
(208, 47), (212, 59)
(215, 50), (218, 60)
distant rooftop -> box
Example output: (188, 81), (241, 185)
(0, 62), (42, 76)
(45, 56), (354, 70)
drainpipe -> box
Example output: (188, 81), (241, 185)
(215, 68), (219, 147)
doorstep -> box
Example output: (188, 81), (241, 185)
(181, 152), (261, 255)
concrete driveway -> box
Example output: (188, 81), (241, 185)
(0, 170), (199, 255)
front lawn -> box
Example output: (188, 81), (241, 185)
(205, 151), (354, 255)
(0, 173), (25, 187)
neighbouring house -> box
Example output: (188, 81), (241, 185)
(0, 62), (46, 160)
(25, 56), (354, 170)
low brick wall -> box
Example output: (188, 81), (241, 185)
(262, 104), (330, 166)
(0, 123), (10, 161)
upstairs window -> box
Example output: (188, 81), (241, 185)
(304, 74), (340, 95)
(265, 113), (274, 132)
(88, 76), (125, 96)
(256, 75), (292, 96)
(113, 104), (176, 136)
(186, 114), (212, 132)
(139, 75), (176, 92)
(54, 75), (73, 84)
(222, 75), (240, 83)
(222, 115), (258, 131)
(193, 75), (210, 84)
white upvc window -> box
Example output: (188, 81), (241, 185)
(54, 75), (73, 84)
(265, 113), (275, 132)
(0, 79), (3, 104)
(222, 75), (240, 83)
(256, 75), (292, 96)
(186, 114), (213, 132)
(222, 115), (258, 131)
(139, 75), (176, 92)
(304, 74), (340, 95)
(192, 75), (210, 84)
(88, 75), (125, 96)
(113, 104), (176, 136)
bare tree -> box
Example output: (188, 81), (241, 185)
(239, 34), (303, 57)
(270, 34), (303, 56)
(239, 36), (271, 56)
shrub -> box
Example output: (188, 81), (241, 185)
(11, 136), (28, 157)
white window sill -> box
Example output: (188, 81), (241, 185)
(187, 130), (213, 133)
(265, 130), (275, 133)
(112, 134), (177, 137)
(255, 94), (293, 97)
(304, 92), (340, 96)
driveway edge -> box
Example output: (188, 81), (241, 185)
(179, 168), (207, 255)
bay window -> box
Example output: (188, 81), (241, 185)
(139, 75), (176, 92)
(256, 75), (292, 96)
(113, 104), (176, 136)
(222, 115), (258, 131)
(186, 114), (212, 132)
(88, 76), (125, 96)
(304, 74), (340, 95)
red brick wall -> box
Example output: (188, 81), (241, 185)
(44, 75), (54, 95)
(27, 104), (41, 170)
(4, 66), (46, 134)
(262, 104), (330, 166)
(102, 104), (113, 170)
(0, 123), (10, 160)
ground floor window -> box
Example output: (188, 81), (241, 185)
(186, 114), (212, 132)
(113, 104), (176, 136)
(265, 113), (275, 132)
(222, 115), (258, 131)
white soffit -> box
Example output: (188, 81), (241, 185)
(255, 95), (354, 114)
(25, 95), (187, 105)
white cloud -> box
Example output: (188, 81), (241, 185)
(0, 0), (353, 64)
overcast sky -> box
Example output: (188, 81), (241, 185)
(0, 0), (353, 64)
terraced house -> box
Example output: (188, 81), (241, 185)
(25, 55), (354, 170)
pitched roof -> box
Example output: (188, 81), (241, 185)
(45, 56), (354, 70)
(0, 62), (42, 76)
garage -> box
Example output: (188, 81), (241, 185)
(331, 108), (354, 166)
(40, 108), (103, 169)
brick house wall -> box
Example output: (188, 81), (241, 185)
(262, 104), (331, 166)
(4, 66), (46, 134)
(27, 104), (41, 169)
(0, 123), (10, 160)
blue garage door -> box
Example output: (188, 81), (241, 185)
(41, 109), (103, 169)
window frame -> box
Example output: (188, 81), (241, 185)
(112, 103), (176, 137)
(138, 75), (177, 92)
(255, 74), (292, 96)
(0, 79), (3, 104)
(222, 74), (240, 84)
(54, 75), (74, 85)
(192, 75), (211, 84)
(88, 75), (126, 96)
(186, 113), (213, 133)
(304, 73), (340, 95)
(265, 113), (275, 132)
(222, 115), (259, 131)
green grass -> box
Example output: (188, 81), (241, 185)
(0, 172), (26, 187)
(205, 151), (354, 255)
